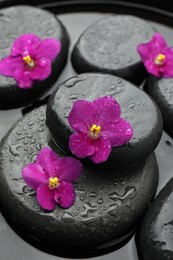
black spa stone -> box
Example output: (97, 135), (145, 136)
(0, 106), (159, 250)
(71, 15), (155, 85)
(145, 76), (173, 138)
(0, 5), (69, 109)
(136, 178), (173, 260)
(46, 73), (163, 169)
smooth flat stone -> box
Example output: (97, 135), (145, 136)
(144, 76), (173, 138)
(71, 15), (155, 85)
(0, 106), (159, 251)
(0, 5), (69, 109)
(136, 178), (173, 260)
(46, 73), (163, 169)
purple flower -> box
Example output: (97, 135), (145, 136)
(0, 34), (61, 89)
(68, 96), (133, 164)
(137, 33), (173, 78)
(22, 147), (83, 211)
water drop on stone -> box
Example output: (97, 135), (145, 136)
(97, 198), (104, 204)
(89, 192), (98, 198)
(62, 213), (75, 223)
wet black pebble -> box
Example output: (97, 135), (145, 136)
(0, 5), (69, 109)
(71, 15), (155, 85)
(136, 178), (173, 260)
(145, 76), (173, 138)
(46, 73), (163, 169)
(0, 106), (159, 250)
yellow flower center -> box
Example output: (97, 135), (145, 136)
(23, 55), (35, 68)
(49, 177), (59, 189)
(154, 54), (165, 65)
(89, 124), (101, 139)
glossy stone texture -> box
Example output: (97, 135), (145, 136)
(144, 76), (173, 138)
(136, 178), (173, 260)
(46, 73), (163, 169)
(0, 5), (69, 109)
(71, 15), (155, 85)
(0, 106), (159, 250)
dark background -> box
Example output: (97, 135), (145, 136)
(0, 0), (173, 13)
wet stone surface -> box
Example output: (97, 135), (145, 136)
(0, 5), (69, 109)
(71, 15), (155, 85)
(46, 73), (163, 169)
(137, 178), (173, 260)
(0, 106), (159, 250)
(144, 76), (173, 138)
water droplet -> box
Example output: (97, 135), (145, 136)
(28, 121), (34, 126)
(166, 140), (172, 146)
(9, 144), (21, 156)
(56, 94), (62, 100)
(126, 201), (131, 208)
(81, 216), (95, 223)
(81, 202), (97, 217)
(109, 186), (136, 203)
(63, 111), (69, 118)
(22, 185), (35, 196)
(69, 94), (78, 100)
(36, 144), (41, 150)
(89, 192), (98, 198)
(97, 198), (104, 204)
(110, 84), (116, 90)
(16, 131), (23, 135)
(80, 196), (85, 201)
(62, 213), (75, 223)
(108, 204), (118, 216)
(125, 128), (132, 136)
(64, 77), (85, 88)
(27, 134), (33, 138)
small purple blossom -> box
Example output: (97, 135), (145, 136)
(137, 33), (173, 78)
(68, 96), (133, 164)
(0, 34), (61, 89)
(22, 147), (83, 211)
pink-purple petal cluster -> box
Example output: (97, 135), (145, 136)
(0, 34), (61, 89)
(137, 33), (173, 78)
(68, 96), (133, 164)
(22, 147), (83, 211)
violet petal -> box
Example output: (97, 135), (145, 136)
(36, 39), (61, 61)
(30, 58), (51, 81)
(22, 163), (48, 191)
(55, 157), (83, 182)
(101, 118), (133, 146)
(11, 34), (41, 57)
(68, 100), (95, 133)
(162, 47), (173, 78)
(14, 68), (33, 89)
(144, 60), (163, 78)
(92, 96), (121, 126)
(137, 33), (167, 62)
(37, 183), (56, 211)
(90, 137), (111, 164)
(0, 56), (24, 77)
(36, 147), (59, 177)
(69, 132), (95, 158)
(54, 181), (75, 208)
